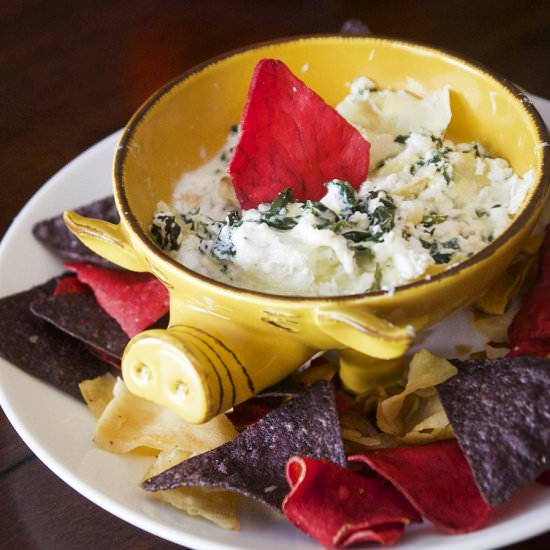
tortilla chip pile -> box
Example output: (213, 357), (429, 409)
(471, 223), (550, 359)
(0, 197), (170, 396)
(143, 381), (346, 510)
(2, 58), (550, 548)
(65, 262), (169, 338)
(80, 373), (240, 529)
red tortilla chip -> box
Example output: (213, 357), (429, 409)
(508, 227), (550, 356)
(508, 339), (550, 357)
(65, 262), (169, 337)
(229, 59), (370, 209)
(282, 456), (420, 548)
(350, 440), (492, 534)
(227, 397), (282, 430)
(53, 276), (91, 296)
(85, 345), (121, 369)
(335, 390), (356, 417)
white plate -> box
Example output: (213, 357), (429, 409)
(1, 94), (550, 550)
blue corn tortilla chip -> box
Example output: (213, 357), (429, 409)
(30, 293), (169, 362)
(438, 357), (550, 506)
(0, 277), (112, 399)
(32, 196), (118, 267)
(30, 293), (128, 362)
(143, 380), (346, 510)
(340, 18), (371, 35)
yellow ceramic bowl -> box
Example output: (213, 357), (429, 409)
(65, 36), (549, 423)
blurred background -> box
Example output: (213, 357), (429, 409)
(1, 1), (549, 548)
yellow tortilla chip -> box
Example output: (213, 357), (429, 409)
(377, 350), (457, 436)
(292, 358), (338, 387)
(341, 429), (398, 452)
(354, 392), (383, 416)
(409, 409), (449, 432)
(340, 411), (379, 438)
(475, 256), (537, 315)
(400, 391), (440, 430)
(484, 343), (510, 359)
(342, 379), (454, 449)
(399, 424), (454, 444)
(144, 448), (240, 530)
(522, 232), (544, 255)
(94, 378), (238, 454)
(342, 412), (452, 450)
(471, 307), (517, 343)
(79, 372), (116, 418)
(398, 394), (453, 444)
(455, 344), (472, 356)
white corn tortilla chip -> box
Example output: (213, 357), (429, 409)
(145, 448), (240, 530)
(471, 307), (517, 343)
(79, 372), (116, 418)
(377, 350), (457, 436)
(94, 378), (237, 454)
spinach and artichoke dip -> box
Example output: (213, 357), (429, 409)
(150, 77), (534, 297)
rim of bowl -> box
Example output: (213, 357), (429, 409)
(115, 33), (550, 303)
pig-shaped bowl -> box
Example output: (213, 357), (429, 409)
(64, 35), (549, 423)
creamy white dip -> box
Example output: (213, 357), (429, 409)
(150, 78), (534, 296)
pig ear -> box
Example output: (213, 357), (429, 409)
(314, 307), (414, 359)
(64, 210), (147, 272)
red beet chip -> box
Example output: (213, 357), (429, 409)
(65, 262), (169, 338)
(227, 397), (282, 430)
(229, 59), (370, 209)
(53, 276), (92, 296)
(508, 339), (550, 357)
(350, 440), (492, 534)
(282, 456), (420, 548)
(335, 390), (356, 417)
(86, 345), (121, 369)
(508, 226), (550, 356)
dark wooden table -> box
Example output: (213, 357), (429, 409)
(1, 1), (550, 548)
